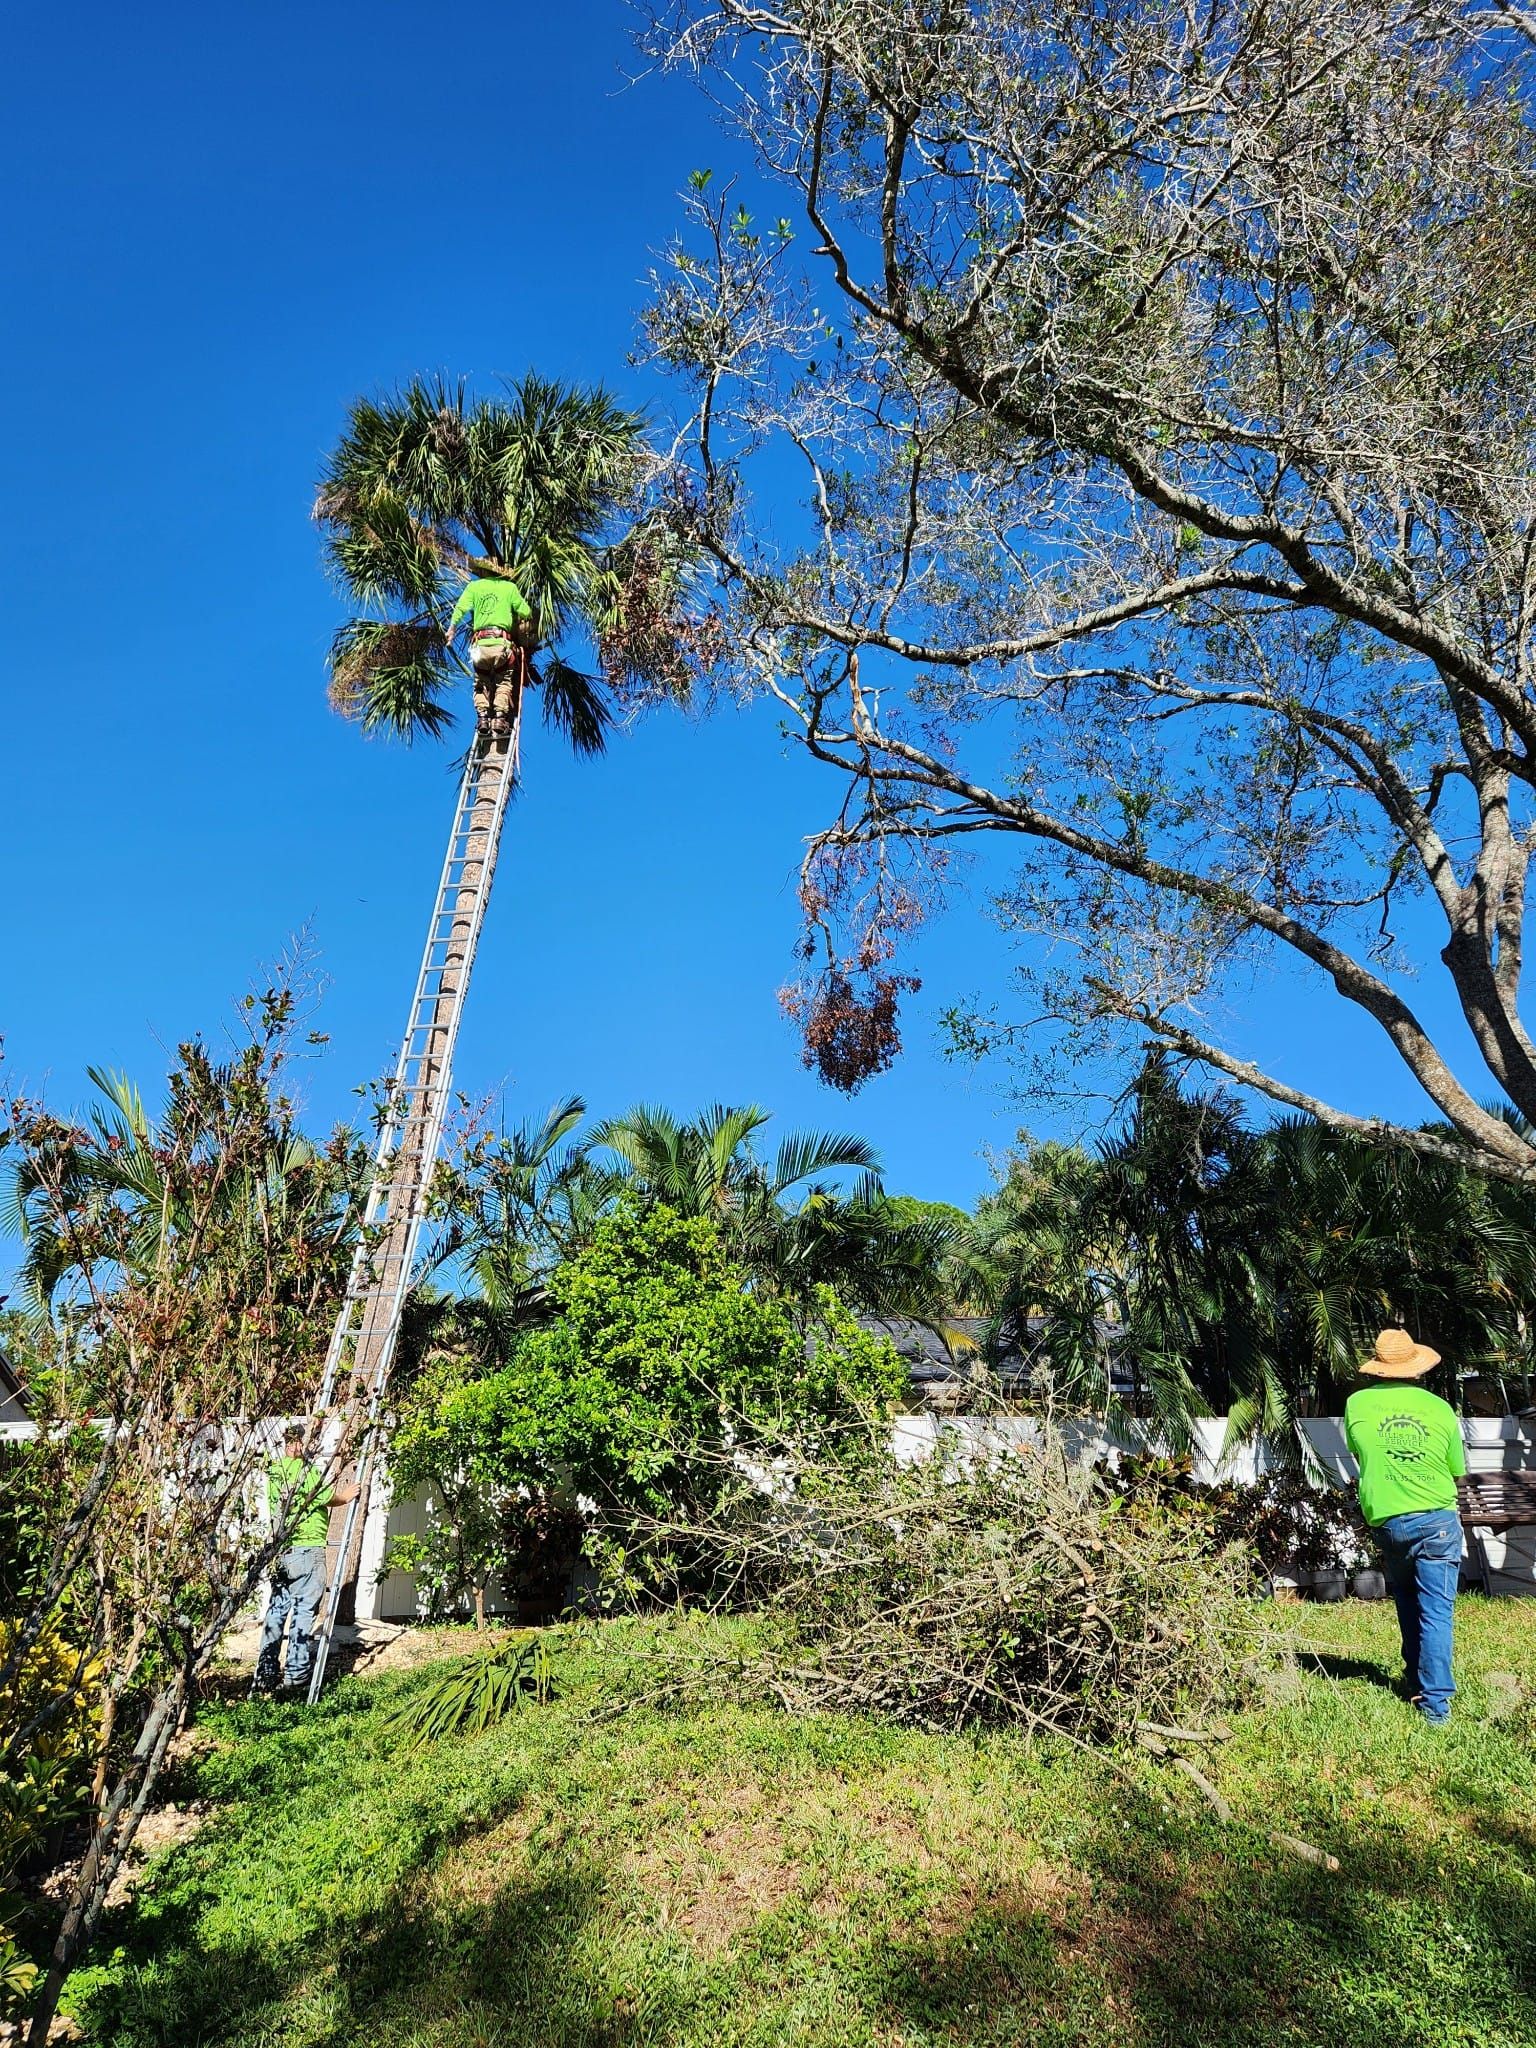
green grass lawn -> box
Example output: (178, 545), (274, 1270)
(63, 1599), (1536, 2048)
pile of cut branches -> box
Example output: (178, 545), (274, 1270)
(612, 1420), (1265, 1743)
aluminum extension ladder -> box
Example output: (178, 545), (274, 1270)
(304, 719), (519, 1702)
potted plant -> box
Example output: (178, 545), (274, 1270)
(1211, 1470), (1376, 1598)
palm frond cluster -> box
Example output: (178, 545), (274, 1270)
(591, 1102), (956, 1315)
(5, 1061), (363, 1377)
(972, 1056), (1536, 1443)
(315, 374), (708, 746)
(377, 1631), (555, 1747)
(401, 1097), (963, 1382)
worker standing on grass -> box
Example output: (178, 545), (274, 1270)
(446, 575), (533, 740)
(252, 1424), (356, 1698)
(1344, 1329), (1466, 1726)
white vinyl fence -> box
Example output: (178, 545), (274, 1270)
(9, 1410), (1530, 1619)
(356, 1410), (1536, 1620)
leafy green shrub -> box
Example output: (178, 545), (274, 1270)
(386, 1204), (905, 1617)
(1210, 1469), (1372, 1578)
(0, 1621), (103, 2016)
(493, 1202), (905, 1507)
(384, 1350), (515, 1623)
(1107, 1454), (1372, 1580)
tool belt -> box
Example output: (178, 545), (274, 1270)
(469, 628), (515, 669)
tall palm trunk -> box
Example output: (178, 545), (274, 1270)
(327, 679), (524, 1621)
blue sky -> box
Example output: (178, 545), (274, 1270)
(0, 0), (1473, 1264)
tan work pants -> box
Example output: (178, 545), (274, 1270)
(473, 666), (521, 725)
(470, 638), (523, 730)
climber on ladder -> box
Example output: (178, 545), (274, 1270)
(446, 575), (532, 740)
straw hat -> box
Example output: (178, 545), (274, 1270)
(1360, 1327), (1441, 1379)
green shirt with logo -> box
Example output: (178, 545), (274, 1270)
(450, 577), (531, 634)
(1344, 1383), (1466, 1525)
(267, 1455), (334, 1548)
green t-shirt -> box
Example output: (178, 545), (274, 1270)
(450, 577), (531, 633)
(1344, 1383), (1466, 1525)
(267, 1454), (333, 1547)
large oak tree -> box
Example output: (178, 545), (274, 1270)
(646, 0), (1536, 1179)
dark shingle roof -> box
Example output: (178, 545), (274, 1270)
(863, 1314), (1137, 1402)
(0, 1345), (27, 1415)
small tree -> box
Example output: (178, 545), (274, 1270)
(0, 987), (361, 2042)
(384, 1202), (906, 1615)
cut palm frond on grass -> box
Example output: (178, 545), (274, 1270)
(379, 1633), (557, 1747)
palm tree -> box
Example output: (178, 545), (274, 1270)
(318, 372), (699, 751)
(970, 1140), (1122, 1407)
(1258, 1113), (1536, 1420)
(590, 1102), (955, 1316)
(311, 375), (700, 1629)
(1083, 1057), (1279, 1440)
(972, 1061), (1536, 1445)
(745, 1183), (964, 1320)
(317, 376), (699, 1126)
(971, 1061), (1278, 1443)
(313, 373), (697, 1351)
(590, 1104), (869, 1222)
(401, 1095), (616, 1378)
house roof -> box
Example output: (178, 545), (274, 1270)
(864, 1314), (1136, 1399)
(0, 1344), (27, 1414)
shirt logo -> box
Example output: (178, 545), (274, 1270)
(1377, 1413), (1431, 1464)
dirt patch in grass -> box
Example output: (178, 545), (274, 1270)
(425, 1747), (1088, 1965)
(423, 1799), (545, 1909)
(628, 1809), (800, 1951)
(212, 1618), (507, 1688)
(101, 1799), (214, 1911)
(919, 1860), (1088, 1946)
(342, 1623), (516, 1679)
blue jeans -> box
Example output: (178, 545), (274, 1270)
(256, 1544), (328, 1687)
(1376, 1508), (1460, 1721)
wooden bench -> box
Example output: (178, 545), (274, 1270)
(1458, 1471), (1536, 1591)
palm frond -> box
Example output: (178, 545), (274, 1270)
(536, 655), (612, 757)
(377, 1632), (556, 1746)
(591, 1105), (682, 1183)
(328, 619), (457, 739)
(769, 1128), (880, 1197)
(320, 485), (446, 612)
(524, 1095), (588, 1162)
(84, 1068), (151, 1144)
